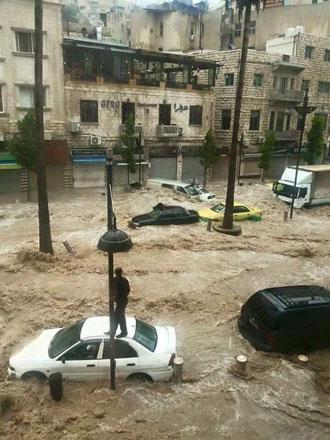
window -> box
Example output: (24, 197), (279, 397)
(301, 79), (310, 91)
(159, 104), (171, 125)
(234, 23), (241, 37)
(18, 86), (46, 108)
(221, 109), (231, 130)
(233, 205), (250, 213)
(62, 341), (101, 361)
(15, 31), (34, 53)
(275, 112), (284, 132)
(279, 77), (288, 93)
(134, 319), (158, 352)
(325, 49), (330, 62)
(102, 340), (137, 359)
(290, 78), (295, 90)
(225, 73), (234, 86)
(253, 74), (263, 87)
(297, 113), (304, 130)
(273, 76), (278, 89)
(249, 110), (260, 131)
(318, 81), (330, 93)
(285, 113), (291, 131)
(48, 320), (85, 358)
(305, 46), (314, 59)
(248, 20), (256, 35)
(121, 102), (135, 124)
(0, 86), (3, 112)
(189, 105), (203, 125)
(269, 111), (275, 130)
(80, 100), (98, 123)
(160, 22), (163, 37)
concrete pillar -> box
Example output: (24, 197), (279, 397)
(176, 146), (183, 181)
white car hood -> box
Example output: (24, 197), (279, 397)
(10, 328), (61, 366)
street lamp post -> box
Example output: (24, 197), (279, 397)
(97, 150), (132, 390)
(138, 129), (144, 187)
(290, 89), (316, 219)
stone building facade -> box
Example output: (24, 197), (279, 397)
(63, 37), (218, 187)
(198, 32), (330, 177)
(0, 0), (67, 195)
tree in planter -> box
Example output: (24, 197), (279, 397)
(9, 111), (37, 172)
(120, 114), (136, 185)
(199, 129), (218, 187)
(304, 115), (325, 165)
(258, 131), (275, 181)
(222, 0), (263, 232)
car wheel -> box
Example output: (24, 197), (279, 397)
(127, 373), (153, 383)
(21, 371), (48, 382)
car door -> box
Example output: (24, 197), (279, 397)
(57, 339), (101, 380)
(99, 339), (139, 380)
(233, 205), (250, 220)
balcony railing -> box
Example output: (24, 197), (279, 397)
(275, 130), (300, 141)
(156, 125), (182, 137)
(119, 125), (143, 137)
(269, 90), (304, 103)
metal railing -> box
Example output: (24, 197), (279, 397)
(156, 125), (182, 137)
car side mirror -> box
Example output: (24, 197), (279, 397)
(61, 359), (66, 364)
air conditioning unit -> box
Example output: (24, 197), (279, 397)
(69, 121), (81, 133)
(90, 136), (102, 146)
(44, 131), (53, 141)
(0, 131), (4, 142)
(257, 136), (265, 144)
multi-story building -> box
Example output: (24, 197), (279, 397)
(130, 1), (210, 52)
(221, 1), (330, 50)
(199, 31), (330, 177)
(63, 37), (218, 187)
(0, 0), (66, 194)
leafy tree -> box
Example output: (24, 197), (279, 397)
(120, 114), (136, 184)
(9, 111), (37, 171)
(62, 4), (81, 22)
(222, 0), (263, 232)
(258, 131), (275, 181)
(304, 115), (325, 165)
(199, 129), (218, 187)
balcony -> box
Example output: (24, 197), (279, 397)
(275, 130), (300, 141)
(119, 125), (143, 137)
(156, 125), (182, 137)
(269, 89), (304, 103)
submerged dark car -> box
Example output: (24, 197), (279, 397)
(130, 203), (199, 227)
(238, 285), (330, 353)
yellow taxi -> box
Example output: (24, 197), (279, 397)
(198, 202), (262, 222)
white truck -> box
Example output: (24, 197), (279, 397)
(273, 165), (330, 208)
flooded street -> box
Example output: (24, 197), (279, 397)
(0, 183), (330, 440)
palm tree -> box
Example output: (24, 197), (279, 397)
(222, 0), (263, 231)
(35, 0), (53, 254)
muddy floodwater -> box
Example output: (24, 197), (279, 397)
(0, 183), (330, 440)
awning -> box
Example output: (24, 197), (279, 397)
(0, 153), (21, 170)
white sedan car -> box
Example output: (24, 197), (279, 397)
(8, 316), (176, 382)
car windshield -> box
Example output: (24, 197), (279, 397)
(185, 185), (199, 196)
(134, 319), (158, 352)
(48, 320), (84, 358)
(274, 183), (299, 198)
(198, 188), (208, 194)
(211, 203), (225, 213)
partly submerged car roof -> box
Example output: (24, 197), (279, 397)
(80, 316), (136, 340)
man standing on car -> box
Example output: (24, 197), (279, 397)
(113, 267), (130, 337)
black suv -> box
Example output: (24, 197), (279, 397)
(238, 285), (330, 353)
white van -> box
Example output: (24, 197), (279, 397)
(149, 178), (216, 202)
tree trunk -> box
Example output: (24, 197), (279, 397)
(35, 0), (53, 254)
(222, 4), (251, 230)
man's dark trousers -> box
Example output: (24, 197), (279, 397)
(114, 299), (128, 335)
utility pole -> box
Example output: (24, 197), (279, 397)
(237, 132), (244, 186)
(289, 88), (315, 219)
